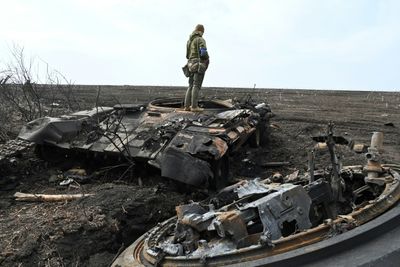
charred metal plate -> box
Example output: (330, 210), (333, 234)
(161, 147), (212, 187)
(243, 184), (312, 240)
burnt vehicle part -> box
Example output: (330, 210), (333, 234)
(14, 98), (272, 188)
(112, 131), (400, 266)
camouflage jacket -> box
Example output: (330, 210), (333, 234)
(186, 31), (209, 60)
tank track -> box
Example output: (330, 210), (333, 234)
(0, 139), (35, 164)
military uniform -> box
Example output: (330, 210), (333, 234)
(184, 25), (209, 111)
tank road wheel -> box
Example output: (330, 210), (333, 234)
(211, 155), (230, 190)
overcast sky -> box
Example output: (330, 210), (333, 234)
(1, 0), (399, 91)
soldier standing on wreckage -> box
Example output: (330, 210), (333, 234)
(184, 24), (210, 112)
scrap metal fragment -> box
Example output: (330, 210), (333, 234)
(365, 132), (385, 184)
(243, 184), (312, 240)
(235, 179), (270, 198)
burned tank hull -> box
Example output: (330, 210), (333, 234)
(15, 98), (272, 188)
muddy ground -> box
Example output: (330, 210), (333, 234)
(0, 86), (399, 266)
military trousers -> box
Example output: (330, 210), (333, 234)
(184, 72), (205, 109)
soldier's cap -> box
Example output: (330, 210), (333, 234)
(195, 24), (204, 33)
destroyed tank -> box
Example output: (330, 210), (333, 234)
(8, 98), (272, 188)
(112, 130), (400, 266)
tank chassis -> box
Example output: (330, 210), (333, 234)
(6, 98), (272, 188)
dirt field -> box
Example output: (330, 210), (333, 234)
(1, 86), (399, 266)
